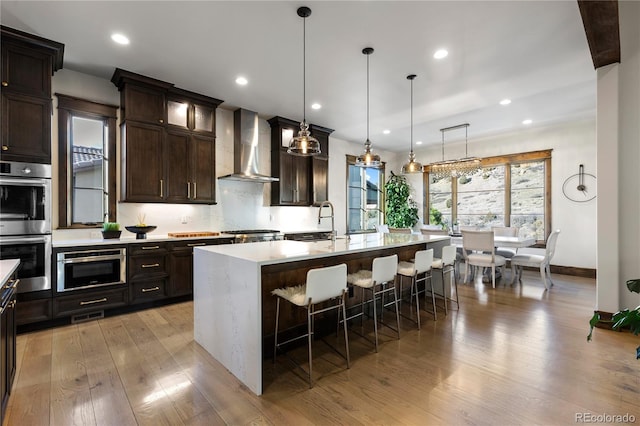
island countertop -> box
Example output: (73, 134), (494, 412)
(196, 233), (450, 265)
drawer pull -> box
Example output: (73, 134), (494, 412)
(9, 279), (20, 289)
(141, 263), (160, 268)
(1, 145), (8, 151)
(80, 297), (107, 306)
(141, 286), (160, 293)
(1, 81), (7, 87)
(141, 246), (160, 250)
(187, 243), (206, 247)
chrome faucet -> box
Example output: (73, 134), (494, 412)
(317, 201), (336, 241)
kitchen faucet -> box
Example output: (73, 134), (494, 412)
(317, 201), (336, 241)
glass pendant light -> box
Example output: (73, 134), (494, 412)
(355, 47), (382, 168)
(401, 74), (423, 174)
(287, 6), (321, 156)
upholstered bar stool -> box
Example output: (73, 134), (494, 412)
(346, 254), (400, 352)
(272, 263), (350, 388)
(397, 249), (435, 328)
(431, 245), (459, 315)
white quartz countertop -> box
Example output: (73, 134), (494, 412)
(195, 233), (450, 265)
(53, 233), (235, 248)
(0, 259), (20, 287)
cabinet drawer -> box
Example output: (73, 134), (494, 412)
(129, 243), (167, 256)
(129, 254), (167, 279)
(130, 278), (167, 303)
(54, 287), (128, 317)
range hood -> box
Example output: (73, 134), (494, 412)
(218, 108), (278, 183)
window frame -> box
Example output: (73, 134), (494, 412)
(56, 93), (118, 228)
(424, 149), (552, 242)
(346, 154), (385, 234)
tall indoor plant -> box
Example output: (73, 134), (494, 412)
(588, 278), (640, 359)
(384, 171), (419, 228)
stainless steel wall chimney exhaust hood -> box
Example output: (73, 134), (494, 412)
(218, 108), (279, 183)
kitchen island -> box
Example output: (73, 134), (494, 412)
(193, 233), (450, 395)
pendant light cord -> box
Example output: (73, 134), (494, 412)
(302, 15), (306, 123)
(366, 52), (370, 141)
(465, 124), (468, 157)
(441, 130), (445, 162)
(410, 78), (413, 154)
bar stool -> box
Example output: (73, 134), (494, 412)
(346, 254), (400, 352)
(272, 263), (350, 388)
(396, 249), (435, 328)
(431, 245), (459, 315)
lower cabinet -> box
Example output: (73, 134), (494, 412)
(128, 242), (169, 305)
(130, 278), (168, 303)
(1, 289), (16, 424)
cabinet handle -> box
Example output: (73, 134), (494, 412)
(1, 81), (7, 87)
(193, 182), (197, 199)
(141, 286), (160, 293)
(9, 300), (16, 308)
(1, 145), (8, 151)
(187, 181), (191, 199)
(187, 242), (206, 247)
(160, 179), (164, 197)
(159, 119), (164, 124)
(80, 297), (107, 306)
(9, 279), (20, 289)
(141, 245), (160, 250)
(141, 263), (160, 268)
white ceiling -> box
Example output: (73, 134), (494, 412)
(0, 0), (596, 152)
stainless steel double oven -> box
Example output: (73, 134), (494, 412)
(0, 161), (52, 294)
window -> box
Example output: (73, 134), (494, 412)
(57, 94), (117, 228)
(346, 155), (384, 233)
(424, 150), (551, 242)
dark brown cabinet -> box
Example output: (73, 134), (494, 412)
(0, 26), (63, 164)
(268, 116), (333, 206)
(53, 287), (128, 318)
(167, 238), (233, 297)
(112, 68), (222, 204)
(128, 242), (169, 304)
(1, 278), (17, 425)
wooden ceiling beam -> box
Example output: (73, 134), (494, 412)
(577, 0), (621, 69)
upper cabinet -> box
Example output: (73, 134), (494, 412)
(111, 68), (222, 204)
(0, 26), (64, 164)
(268, 116), (334, 207)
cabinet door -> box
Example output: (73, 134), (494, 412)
(312, 156), (328, 206)
(1, 298), (7, 419)
(277, 150), (295, 204)
(123, 85), (165, 124)
(190, 134), (216, 203)
(165, 130), (190, 203)
(122, 122), (165, 202)
(1, 42), (51, 97)
(293, 154), (310, 205)
(1, 92), (51, 163)
(6, 294), (16, 395)
(193, 104), (215, 133)
(168, 250), (193, 297)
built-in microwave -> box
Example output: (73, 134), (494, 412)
(56, 247), (127, 293)
(0, 234), (51, 293)
(0, 161), (51, 236)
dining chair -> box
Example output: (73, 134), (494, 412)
(272, 263), (350, 388)
(420, 229), (449, 236)
(492, 226), (519, 258)
(397, 249), (435, 327)
(461, 230), (507, 288)
(346, 254), (400, 352)
(375, 224), (389, 233)
(510, 229), (561, 289)
(389, 227), (412, 234)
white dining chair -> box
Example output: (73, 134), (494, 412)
(461, 230), (507, 288)
(510, 229), (561, 289)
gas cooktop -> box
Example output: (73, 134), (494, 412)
(224, 229), (280, 235)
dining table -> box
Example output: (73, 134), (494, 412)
(449, 234), (537, 249)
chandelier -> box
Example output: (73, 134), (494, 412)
(428, 123), (481, 179)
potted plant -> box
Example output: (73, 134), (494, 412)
(588, 278), (640, 359)
(384, 171), (419, 228)
(101, 222), (121, 239)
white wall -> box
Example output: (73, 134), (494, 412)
(402, 119), (598, 270)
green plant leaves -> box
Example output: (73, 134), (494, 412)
(384, 173), (419, 228)
(627, 278), (640, 294)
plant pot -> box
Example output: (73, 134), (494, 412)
(101, 230), (122, 239)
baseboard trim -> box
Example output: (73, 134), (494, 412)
(550, 265), (596, 279)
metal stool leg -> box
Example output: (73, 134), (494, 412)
(273, 297), (281, 362)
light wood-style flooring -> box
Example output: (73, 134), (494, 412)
(4, 271), (639, 425)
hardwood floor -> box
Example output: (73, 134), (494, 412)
(5, 271), (639, 425)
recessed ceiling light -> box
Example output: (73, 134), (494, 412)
(311, 103), (321, 110)
(383, 129), (391, 135)
(433, 49), (448, 59)
(522, 119), (533, 125)
(235, 76), (248, 86)
(416, 141), (423, 145)
(499, 99), (512, 106)
(111, 33), (130, 45)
